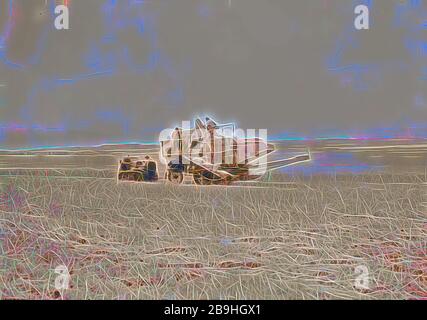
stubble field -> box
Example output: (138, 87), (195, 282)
(0, 170), (426, 300)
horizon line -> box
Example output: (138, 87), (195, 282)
(0, 136), (426, 152)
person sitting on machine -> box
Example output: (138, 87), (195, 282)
(205, 117), (218, 135)
(143, 155), (158, 182)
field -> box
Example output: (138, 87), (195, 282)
(0, 167), (426, 300)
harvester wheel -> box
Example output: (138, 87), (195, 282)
(193, 173), (211, 185)
(167, 170), (184, 184)
(193, 173), (203, 185)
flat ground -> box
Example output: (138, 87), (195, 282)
(0, 170), (426, 299)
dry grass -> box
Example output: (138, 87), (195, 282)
(0, 170), (426, 300)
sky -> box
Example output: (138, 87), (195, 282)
(0, 0), (426, 148)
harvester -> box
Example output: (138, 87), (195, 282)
(160, 117), (310, 185)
